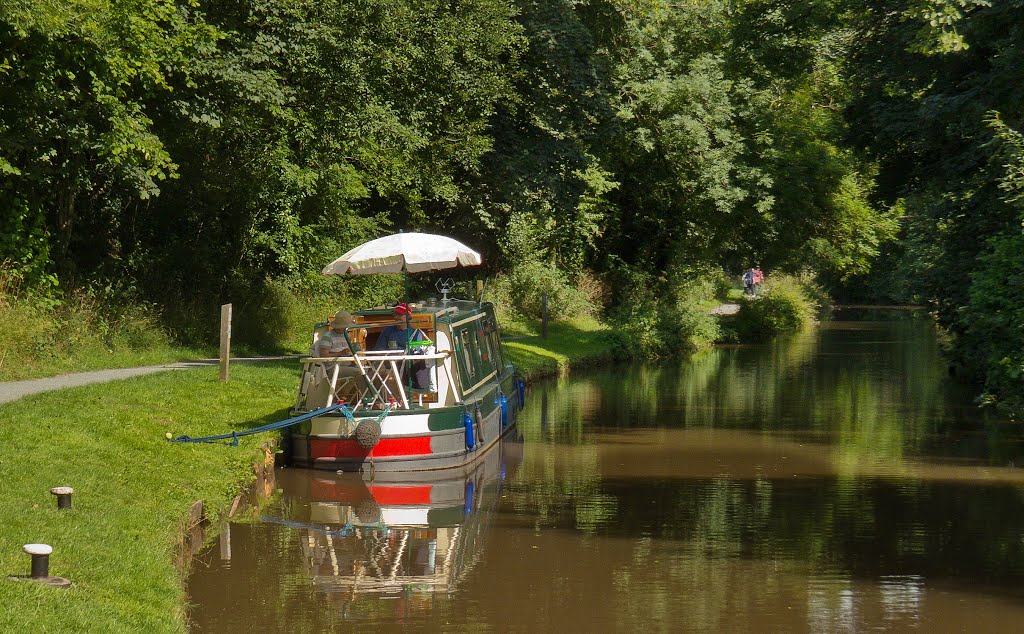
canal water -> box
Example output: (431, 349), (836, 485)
(187, 308), (1024, 632)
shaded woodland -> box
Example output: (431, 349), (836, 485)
(1, 0), (1022, 412)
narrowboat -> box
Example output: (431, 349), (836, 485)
(289, 297), (524, 472)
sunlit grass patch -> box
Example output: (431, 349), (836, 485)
(504, 320), (614, 381)
(0, 362), (298, 633)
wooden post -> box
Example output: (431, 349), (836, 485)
(541, 292), (548, 339)
(219, 303), (231, 383)
(219, 523), (232, 561)
(476, 279), (484, 302)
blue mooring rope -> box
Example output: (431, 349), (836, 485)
(168, 403), (353, 446)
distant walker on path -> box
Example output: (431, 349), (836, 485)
(743, 268), (755, 295)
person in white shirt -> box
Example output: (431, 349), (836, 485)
(317, 310), (358, 357)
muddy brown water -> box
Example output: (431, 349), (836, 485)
(186, 308), (1024, 632)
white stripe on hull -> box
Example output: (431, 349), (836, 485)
(310, 413), (433, 436)
(381, 507), (430, 525)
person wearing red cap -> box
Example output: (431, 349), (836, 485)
(373, 303), (423, 351)
(374, 303), (432, 390)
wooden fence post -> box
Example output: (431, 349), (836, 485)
(219, 303), (231, 383)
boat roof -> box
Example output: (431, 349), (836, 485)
(354, 299), (492, 324)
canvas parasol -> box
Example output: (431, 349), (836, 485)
(322, 232), (482, 404)
(322, 232), (481, 276)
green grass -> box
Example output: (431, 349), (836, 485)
(0, 299), (215, 382)
(0, 362), (298, 633)
(503, 317), (615, 381)
(0, 345), (215, 383)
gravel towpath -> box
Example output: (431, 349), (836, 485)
(708, 303), (741, 316)
(0, 356), (298, 405)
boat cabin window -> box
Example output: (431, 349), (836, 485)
(474, 320), (496, 377)
(455, 326), (476, 384)
(453, 315), (497, 394)
(483, 317), (504, 371)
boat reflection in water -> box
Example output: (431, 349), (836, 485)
(269, 439), (520, 603)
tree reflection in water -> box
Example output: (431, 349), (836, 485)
(189, 310), (1024, 631)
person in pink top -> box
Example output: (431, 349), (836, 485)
(753, 267), (764, 295)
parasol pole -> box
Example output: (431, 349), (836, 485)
(398, 230), (413, 402)
(404, 263), (412, 401)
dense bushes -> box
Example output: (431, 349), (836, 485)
(0, 265), (185, 381)
(732, 274), (821, 341)
(605, 264), (723, 359)
(960, 233), (1024, 416)
(486, 259), (603, 332)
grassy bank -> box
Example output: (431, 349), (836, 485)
(0, 362), (297, 632)
(502, 317), (617, 382)
(0, 315), (622, 631)
(0, 294), (211, 382)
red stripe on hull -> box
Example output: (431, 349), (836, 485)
(310, 479), (370, 502)
(310, 436), (434, 460)
(367, 485), (433, 505)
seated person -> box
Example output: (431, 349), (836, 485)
(309, 310), (366, 404)
(316, 310), (364, 357)
(373, 303), (426, 351)
(374, 303), (432, 390)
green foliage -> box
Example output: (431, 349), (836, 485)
(905, 0), (992, 53)
(472, 0), (619, 276)
(962, 232), (1024, 415)
(761, 87), (901, 279)
(0, 0), (220, 273)
(605, 267), (663, 358)
(230, 279), (305, 352)
(0, 278), (195, 381)
(0, 189), (52, 288)
(605, 262), (722, 358)
(954, 115), (1024, 415)
(839, 0), (1024, 410)
(3, 0), (903, 335)
(592, 0), (897, 282)
(733, 273), (820, 341)
(487, 258), (599, 325)
(988, 113), (1024, 204)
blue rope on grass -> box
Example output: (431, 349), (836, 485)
(168, 403), (352, 445)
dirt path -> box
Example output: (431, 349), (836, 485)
(709, 303), (741, 316)
(0, 356), (298, 405)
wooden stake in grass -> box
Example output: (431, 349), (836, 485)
(219, 303), (231, 383)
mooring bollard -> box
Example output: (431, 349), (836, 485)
(11, 544), (72, 588)
(50, 486), (73, 510)
(24, 544), (51, 578)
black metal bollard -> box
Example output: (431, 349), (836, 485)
(50, 486), (73, 510)
(8, 544), (70, 588)
(23, 544), (51, 578)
